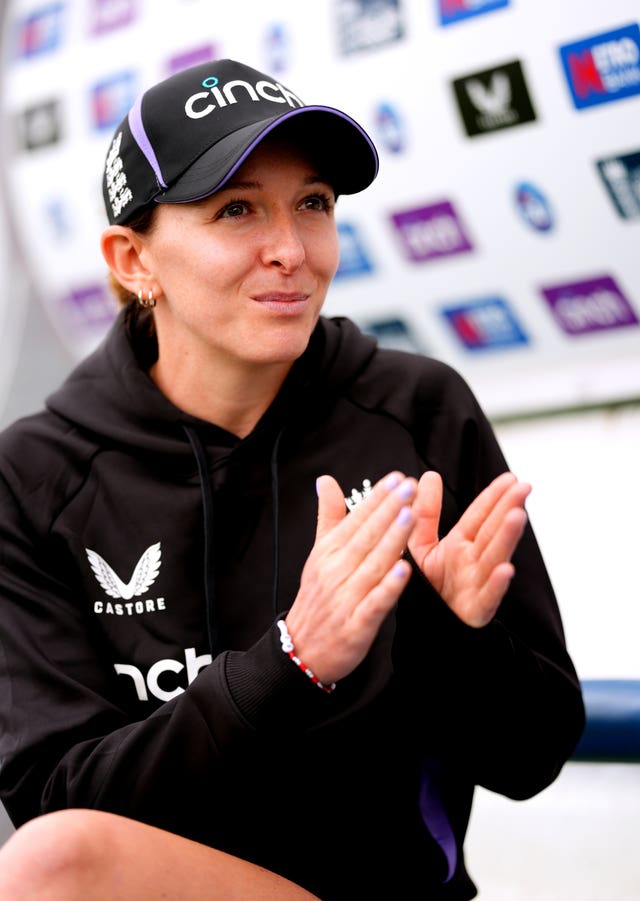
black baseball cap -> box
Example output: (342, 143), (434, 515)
(103, 58), (379, 226)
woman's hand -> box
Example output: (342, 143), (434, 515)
(407, 470), (531, 628)
(285, 472), (417, 684)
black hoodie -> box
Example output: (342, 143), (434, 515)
(0, 310), (584, 900)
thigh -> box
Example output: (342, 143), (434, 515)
(0, 809), (322, 901)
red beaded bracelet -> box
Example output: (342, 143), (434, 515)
(276, 620), (336, 694)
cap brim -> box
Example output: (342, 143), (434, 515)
(156, 106), (379, 204)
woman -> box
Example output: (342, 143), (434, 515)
(0, 59), (584, 899)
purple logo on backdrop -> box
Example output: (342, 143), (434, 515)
(13, 3), (65, 58)
(540, 275), (638, 336)
(167, 45), (216, 75)
(62, 284), (117, 331)
(91, 71), (137, 129)
(391, 201), (473, 263)
(441, 297), (528, 350)
(89, 0), (138, 35)
(438, 0), (509, 27)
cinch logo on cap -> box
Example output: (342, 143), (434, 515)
(559, 23), (640, 109)
(184, 74), (304, 119)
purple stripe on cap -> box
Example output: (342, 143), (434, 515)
(128, 92), (168, 189)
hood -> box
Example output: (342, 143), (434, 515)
(46, 308), (378, 458)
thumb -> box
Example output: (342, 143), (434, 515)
(315, 474), (348, 540)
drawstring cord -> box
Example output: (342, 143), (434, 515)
(184, 425), (285, 657)
(184, 426), (219, 657)
(270, 429), (283, 618)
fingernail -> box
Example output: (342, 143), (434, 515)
(397, 506), (412, 526)
(315, 478), (321, 496)
(396, 478), (415, 500)
(385, 473), (401, 490)
(393, 561), (407, 578)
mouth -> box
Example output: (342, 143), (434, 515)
(252, 292), (311, 315)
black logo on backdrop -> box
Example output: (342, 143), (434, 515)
(16, 99), (62, 151)
(596, 150), (640, 220)
(452, 60), (537, 137)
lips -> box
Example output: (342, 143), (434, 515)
(252, 292), (310, 314)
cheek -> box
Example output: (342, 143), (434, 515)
(314, 229), (341, 280)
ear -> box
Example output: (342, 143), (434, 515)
(101, 226), (161, 298)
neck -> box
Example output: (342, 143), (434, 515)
(149, 353), (292, 438)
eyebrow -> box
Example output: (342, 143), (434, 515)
(220, 174), (333, 193)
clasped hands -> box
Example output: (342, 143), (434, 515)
(285, 470), (531, 686)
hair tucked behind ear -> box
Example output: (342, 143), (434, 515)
(106, 205), (158, 309)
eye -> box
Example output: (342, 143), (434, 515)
(299, 193), (334, 212)
(217, 200), (250, 219)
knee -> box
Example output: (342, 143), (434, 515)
(0, 809), (118, 900)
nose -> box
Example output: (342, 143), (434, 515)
(260, 210), (305, 273)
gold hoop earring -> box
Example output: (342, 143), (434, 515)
(137, 289), (156, 309)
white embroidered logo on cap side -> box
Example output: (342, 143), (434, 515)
(105, 130), (133, 219)
(86, 542), (161, 600)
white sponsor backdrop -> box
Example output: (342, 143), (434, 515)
(1, 0), (639, 418)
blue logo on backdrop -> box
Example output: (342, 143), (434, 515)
(264, 22), (290, 73)
(335, 223), (374, 279)
(514, 182), (554, 232)
(559, 23), (640, 109)
(91, 71), (137, 130)
(375, 102), (405, 153)
(441, 297), (529, 351)
(438, 0), (509, 27)
(13, 3), (66, 58)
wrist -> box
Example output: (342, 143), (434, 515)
(276, 620), (336, 694)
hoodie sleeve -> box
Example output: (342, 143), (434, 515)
(393, 358), (585, 800)
(0, 467), (328, 834)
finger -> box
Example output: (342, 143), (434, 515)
(315, 475), (350, 541)
(349, 557), (413, 636)
(468, 561), (517, 627)
(470, 480), (531, 563)
(344, 501), (417, 600)
(474, 505), (529, 582)
(407, 470), (443, 565)
(456, 472), (528, 546)
(317, 471), (412, 556)
(344, 476), (417, 568)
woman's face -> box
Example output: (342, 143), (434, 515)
(136, 137), (340, 375)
